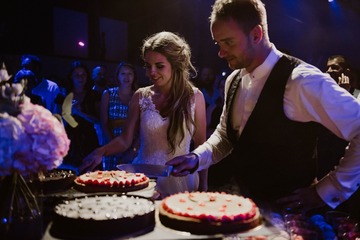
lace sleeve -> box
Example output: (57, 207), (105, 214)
(138, 87), (155, 112)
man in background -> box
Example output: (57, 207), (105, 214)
(20, 54), (61, 114)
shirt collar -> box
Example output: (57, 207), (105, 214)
(240, 44), (283, 80)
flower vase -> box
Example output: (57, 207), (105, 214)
(0, 172), (43, 239)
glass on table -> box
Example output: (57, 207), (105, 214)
(289, 227), (318, 240)
(338, 220), (359, 239)
(342, 231), (360, 240)
(325, 211), (350, 228)
(325, 210), (359, 239)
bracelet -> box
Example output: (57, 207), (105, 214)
(188, 153), (200, 174)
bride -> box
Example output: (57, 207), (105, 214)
(80, 31), (208, 198)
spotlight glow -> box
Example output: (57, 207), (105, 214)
(78, 41), (85, 47)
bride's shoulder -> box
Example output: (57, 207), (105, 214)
(191, 87), (204, 100)
(136, 86), (155, 110)
(192, 86), (199, 92)
(136, 85), (153, 97)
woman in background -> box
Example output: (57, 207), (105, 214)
(100, 61), (138, 169)
(62, 61), (99, 168)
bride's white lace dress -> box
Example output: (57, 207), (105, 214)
(132, 86), (199, 197)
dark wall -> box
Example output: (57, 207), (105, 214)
(264, 0), (360, 72)
(1, 0), (53, 55)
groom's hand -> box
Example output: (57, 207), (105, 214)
(166, 153), (199, 177)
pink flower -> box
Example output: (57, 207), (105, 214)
(0, 113), (24, 175)
(0, 98), (70, 175)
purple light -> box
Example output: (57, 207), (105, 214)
(78, 41), (85, 47)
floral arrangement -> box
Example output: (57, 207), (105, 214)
(0, 63), (70, 176)
(0, 63), (71, 238)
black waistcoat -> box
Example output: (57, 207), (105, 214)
(226, 55), (320, 201)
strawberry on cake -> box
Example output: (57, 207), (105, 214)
(159, 191), (262, 235)
(74, 170), (150, 193)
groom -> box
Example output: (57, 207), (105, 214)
(167, 0), (360, 215)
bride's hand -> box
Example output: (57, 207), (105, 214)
(79, 148), (103, 173)
(166, 153), (199, 177)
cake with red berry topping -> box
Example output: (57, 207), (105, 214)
(159, 191), (262, 234)
(74, 170), (150, 193)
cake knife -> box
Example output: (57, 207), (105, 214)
(116, 164), (173, 178)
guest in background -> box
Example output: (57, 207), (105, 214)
(193, 66), (219, 107)
(91, 64), (109, 115)
(14, 69), (43, 106)
(20, 54), (61, 114)
(91, 65), (109, 96)
(62, 60), (100, 168)
(80, 31), (208, 198)
(319, 54), (360, 220)
(91, 65), (109, 146)
(100, 61), (139, 169)
(326, 55), (356, 96)
(206, 77), (226, 138)
(316, 55), (355, 179)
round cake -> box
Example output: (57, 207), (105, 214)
(159, 191), (262, 235)
(26, 169), (76, 194)
(50, 194), (155, 238)
(40, 169), (76, 193)
(74, 170), (150, 193)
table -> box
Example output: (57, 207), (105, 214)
(39, 182), (289, 240)
(42, 201), (286, 240)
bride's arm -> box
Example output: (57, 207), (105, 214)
(105, 91), (140, 155)
(79, 91), (141, 173)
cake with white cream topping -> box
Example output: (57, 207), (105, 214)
(51, 194), (155, 238)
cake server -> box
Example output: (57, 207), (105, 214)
(116, 164), (173, 178)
